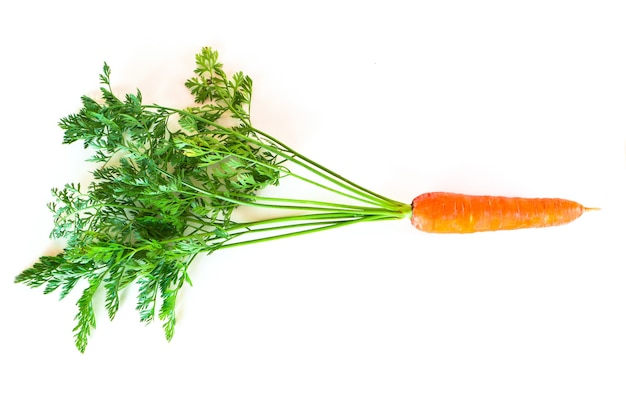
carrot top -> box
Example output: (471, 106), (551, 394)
(16, 47), (410, 352)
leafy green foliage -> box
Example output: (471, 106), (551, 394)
(16, 47), (410, 352)
(16, 48), (282, 352)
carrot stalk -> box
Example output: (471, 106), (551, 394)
(411, 192), (597, 234)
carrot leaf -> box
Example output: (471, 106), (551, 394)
(16, 47), (411, 352)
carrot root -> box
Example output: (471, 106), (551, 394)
(411, 192), (596, 234)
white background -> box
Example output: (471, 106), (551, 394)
(2, 1), (626, 416)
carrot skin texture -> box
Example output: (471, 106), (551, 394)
(411, 192), (590, 234)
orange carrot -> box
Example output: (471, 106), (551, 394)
(411, 192), (597, 234)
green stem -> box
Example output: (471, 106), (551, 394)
(246, 135), (397, 208)
(159, 211), (405, 249)
(179, 144), (384, 207)
(227, 192), (407, 213)
(216, 214), (398, 251)
(250, 126), (403, 207)
(163, 172), (409, 217)
(149, 105), (404, 209)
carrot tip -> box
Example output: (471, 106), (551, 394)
(584, 207), (601, 211)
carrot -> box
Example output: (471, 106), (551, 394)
(19, 47), (602, 351)
(411, 192), (597, 233)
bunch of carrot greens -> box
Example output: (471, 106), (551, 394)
(16, 47), (410, 352)
(16, 47), (594, 352)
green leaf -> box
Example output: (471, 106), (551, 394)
(73, 275), (103, 353)
(159, 288), (178, 342)
(99, 62), (112, 85)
